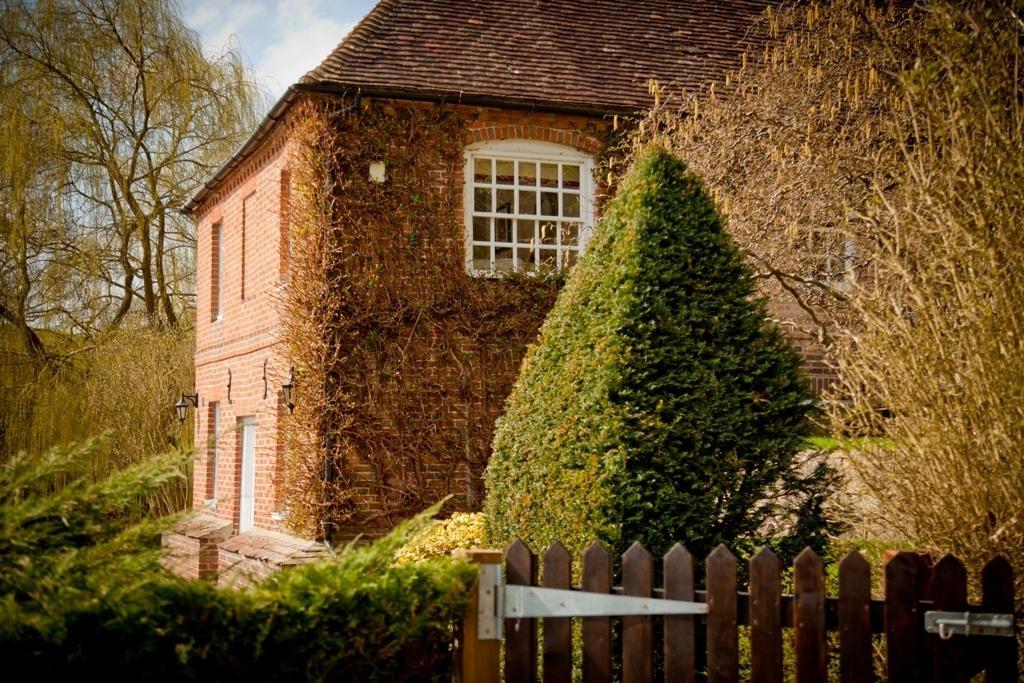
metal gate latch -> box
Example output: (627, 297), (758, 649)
(924, 611), (1014, 640)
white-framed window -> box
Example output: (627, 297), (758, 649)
(801, 225), (857, 287)
(464, 140), (595, 275)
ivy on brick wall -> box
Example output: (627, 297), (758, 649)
(283, 99), (565, 540)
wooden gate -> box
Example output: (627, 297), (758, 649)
(455, 541), (1017, 682)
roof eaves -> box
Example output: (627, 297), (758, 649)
(308, 81), (644, 118)
(182, 82), (642, 215)
(183, 86), (301, 215)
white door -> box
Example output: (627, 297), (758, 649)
(239, 416), (256, 533)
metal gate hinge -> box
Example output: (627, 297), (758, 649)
(475, 563), (708, 641)
(477, 563), (504, 640)
(924, 611), (1014, 639)
(503, 585), (708, 620)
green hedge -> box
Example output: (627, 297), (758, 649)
(0, 441), (475, 681)
(484, 148), (842, 561)
(1, 552), (473, 681)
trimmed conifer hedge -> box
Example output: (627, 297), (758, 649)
(484, 148), (842, 561)
(2, 535), (473, 682)
(0, 442), (475, 681)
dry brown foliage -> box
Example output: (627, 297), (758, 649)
(831, 1), (1024, 581)
(622, 0), (918, 341)
(283, 100), (561, 540)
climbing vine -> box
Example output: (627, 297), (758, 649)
(283, 99), (569, 540)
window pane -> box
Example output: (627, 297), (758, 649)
(474, 157), (492, 183)
(518, 161), (537, 186)
(561, 222), (580, 246)
(540, 191), (558, 216)
(496, 188), (514, 213)
(539, 248), (557, 270)
(516, 219), (536, 244)
(495, 218), (512, 243)
(516, 247), (536, 272)
(473, 217), (490, 242)
(467, 153), (590, 276)
(496, 160), (515, 185)
(495, 246), (514, 272)
(474, 187), (491, 212)
(563, 193), (580, 218)
(562, 164), (581, 189)
(540, 221), (557, 245)
(473, 245), (490, 270)
(519, 190), (537, 215)
(540, 163), (558, 188)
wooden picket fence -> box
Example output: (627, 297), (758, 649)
(455, 540), (1018, 682)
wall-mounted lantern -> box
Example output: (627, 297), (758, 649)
(174, 393), (199, 423)
(282, 367), (296, 413)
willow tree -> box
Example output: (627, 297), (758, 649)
(0, 0), (263, 460)
(0, 0), (265, 346)
(0, 70), (63, 367)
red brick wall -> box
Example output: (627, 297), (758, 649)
(160, 516), (232, 581)
(769, 299), (839, 395)
(217, 549), (277, 588)
(191, 125), (295, 535)
(161, 532), (201, 580)
(455, 106), (607, 153)
(190, 95), (615, 539)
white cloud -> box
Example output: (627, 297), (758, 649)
(183, 0), (362, 98)
(257, 5), (355, 94)
(185, 4), (219, 30)
(185, 2), (263, 58)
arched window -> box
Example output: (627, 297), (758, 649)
(463, 140), (595, 275)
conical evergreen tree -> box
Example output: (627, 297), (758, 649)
(484, 148), (841, 560)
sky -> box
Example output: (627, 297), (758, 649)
(181, 0), (379, 103)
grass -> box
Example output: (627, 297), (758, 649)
(804, 435), (897, 452)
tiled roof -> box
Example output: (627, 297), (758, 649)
(303, 0), (776, 112)
(186, 0), (776, 212)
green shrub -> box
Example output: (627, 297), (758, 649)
(0, 441), (476, 681)
(0, 438), (185, 602)
(394, 511), (486, 564)
(484, 148), (843, 561)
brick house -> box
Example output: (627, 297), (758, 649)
(163, 0), (823, 582)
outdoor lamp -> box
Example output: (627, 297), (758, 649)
(282, 367), (296, 413)
(175, 393), (199, 423)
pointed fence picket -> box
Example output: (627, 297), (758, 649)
(457, 540), (1018, 683)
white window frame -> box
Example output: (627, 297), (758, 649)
(463, 140), (595, 277)
(238, 416), (256, 533)
(802, 225), (857, 290)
